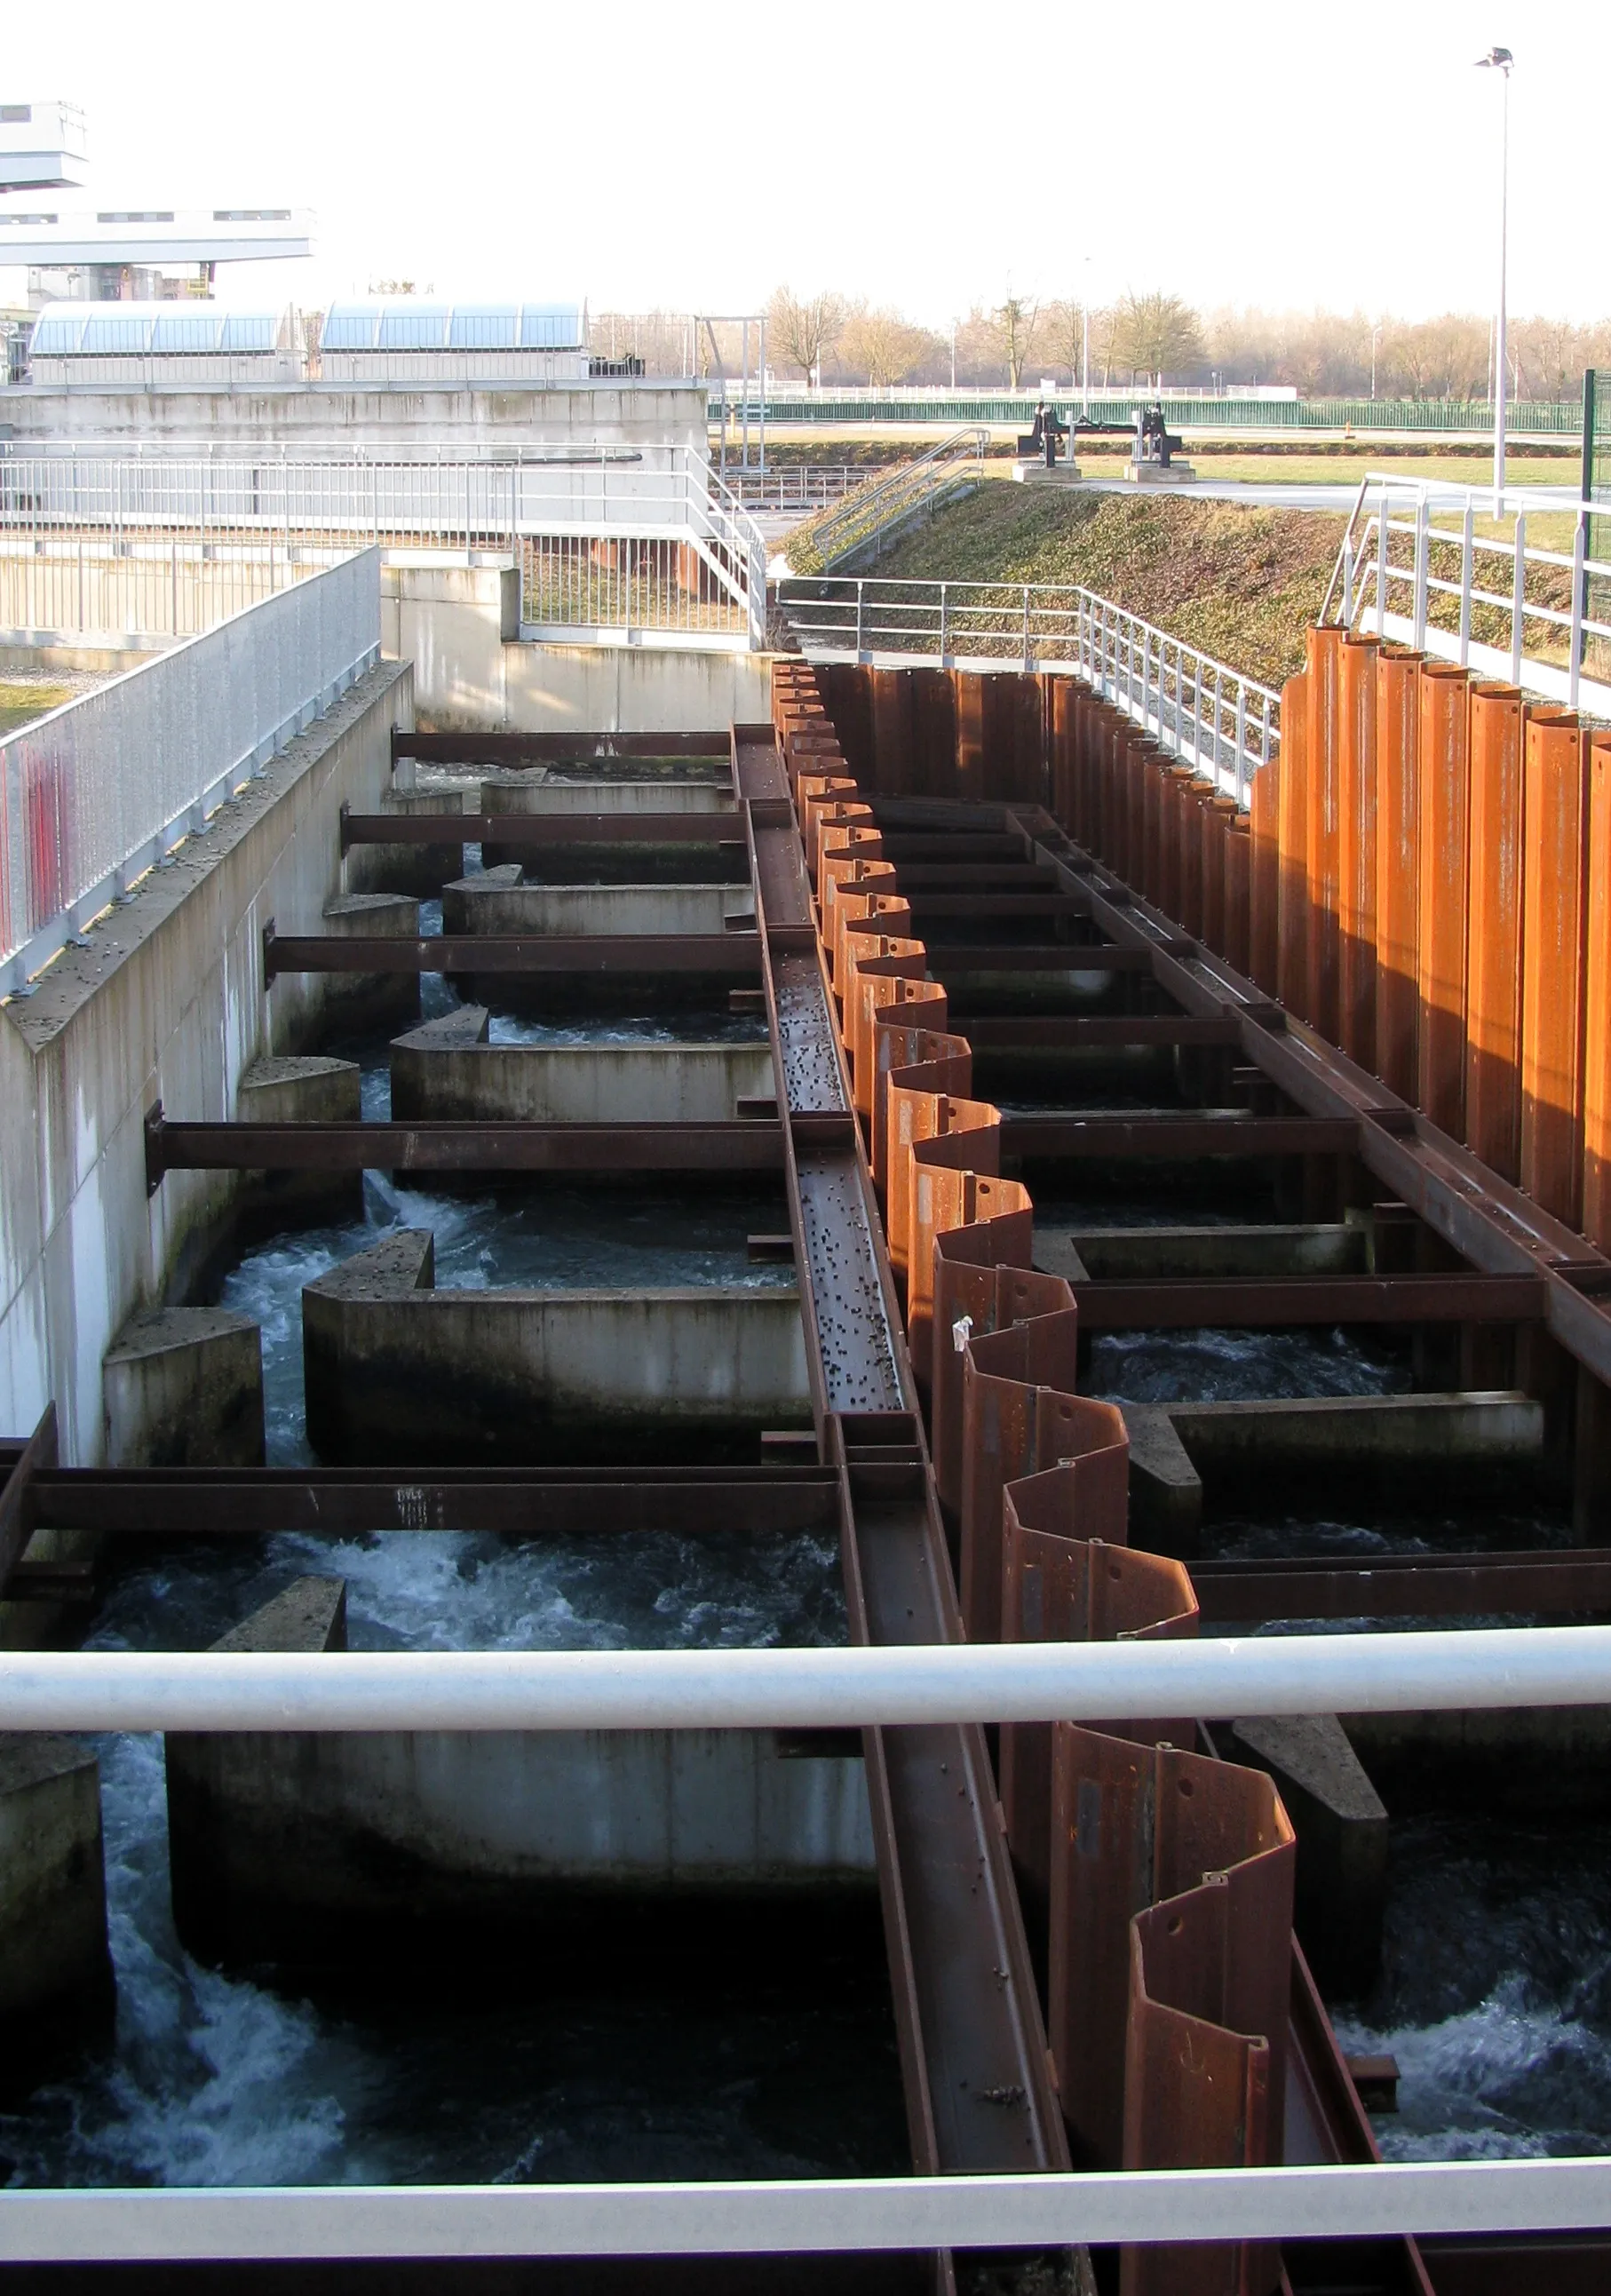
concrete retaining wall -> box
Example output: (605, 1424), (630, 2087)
(391, 1009), (774, 1124)
(381, 563), (773, 733)
(301, 1229), (809, 1462)
(0, 659), (412, 1462)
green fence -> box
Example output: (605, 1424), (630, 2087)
(723, 393), (1582, 438)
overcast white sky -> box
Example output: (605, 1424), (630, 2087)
(2, 0), (1606, 322)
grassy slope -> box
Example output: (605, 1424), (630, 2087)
(867, 490), (1346, 687)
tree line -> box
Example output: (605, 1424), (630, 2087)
(764, 287), (1611, 401)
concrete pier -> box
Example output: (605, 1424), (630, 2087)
(237, 1054), (363, 1220)
(166, 1575), (873, 1972)
(301, 1229), (809, 1463)
(390, 1006), (774, 1124)
(1229, 1712), (1387, 1992)
(319, 891), (422, 1033)
(0, 1734), (113, 2092)
(102, 1306), (265, 1468)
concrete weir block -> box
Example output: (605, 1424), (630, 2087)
(103, 1306), (265, 1467)
(301, 1229), (809, 1463)
(320, 891), (421, 1033)
(441, 870), (755, 939)
(367, 783), (469, 896)
(1230, 1713), (1387, 1992)
(237, 1054), (363, 1220)
(390, 1005), (774, 1125)
(166, 1576), (872, 1972)
(481, 771), (734, 816)
(0, 1734), (114, 2092)
(1123, 1404), (1203, 1555)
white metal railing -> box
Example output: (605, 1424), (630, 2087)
(1322, 473), (1611, 707)
(4, 1621), (1607, 1728)
(781, 575), (1281, 801)
(4, 2160), (1611, 2261)
(2, 1628), (1611, 2250)
(0, 549), (381, 998)
(787, 429), (988, 574)
(721, 465), (874, 512)
(0, 450), (769, 652)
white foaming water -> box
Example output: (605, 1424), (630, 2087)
(1087, 1323), (1410, 1406)
(1332, 1815), (1611, 2160)
(0, 1523), (854, 2189)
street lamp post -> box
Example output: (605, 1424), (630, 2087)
(1477, 45), (1513, 513)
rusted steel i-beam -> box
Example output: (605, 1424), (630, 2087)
(261, 931), (761, 978)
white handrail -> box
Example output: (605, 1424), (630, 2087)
(5, 2158), (1611, 2260)
(2, 1623), (1608, 1732)
(780, 573), (1281, 801)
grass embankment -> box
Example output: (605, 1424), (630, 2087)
(862, 490), (1347, 687)
(0, 679), (75, 737)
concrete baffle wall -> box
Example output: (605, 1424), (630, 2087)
(102, 1306), (265, 1468)
(440, 867), (754, 938)
(236, 1054), (363, 1220)
(318, 891), (421, 1036)
(301, 1228), (810, 1463)
(0, 1733), (114, 2090)
(1229, 1713), (1387, 1993)
(390, 1006), (774, 1125)
(165, 1575), (874, 1972)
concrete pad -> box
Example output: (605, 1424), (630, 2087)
(301, 1229), (809, 1464)
(1231, 1712), (1387, 1992)
(237, 1054), (362, 1220)
(0, 1733), (113, 2092)
(165, 1575), (872, 1971)
(390, 1005), (774, 1124)
(103, 1305), (265, 1468)
(440, 873), (755, 938)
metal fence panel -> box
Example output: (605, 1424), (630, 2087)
(0, 548), (381, 996)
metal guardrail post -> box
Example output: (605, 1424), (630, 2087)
(1235, 687), (1249, 809)
(1022, 585), (1032, 670)
(1571, 515), (1586, 710)
(1413, 497), (1430, 652)
(1459, 503), (1474, 668)
(1511, 513), (1527, 687)
(939, 582), (948, 663)
(855, 579), (865, 660)
(1341, 542), (1353, 627)
(1376, 489), (1390, 640)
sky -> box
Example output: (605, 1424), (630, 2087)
(1, 0), (1607, 324)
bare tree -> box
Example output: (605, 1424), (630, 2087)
(839, 304), (940, 387)
(993, 294), (1040, 389)
(1109, 292), (1205, 385)
(767, 286), (847, 382)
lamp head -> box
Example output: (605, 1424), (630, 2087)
(1475, 44), (1513, 72)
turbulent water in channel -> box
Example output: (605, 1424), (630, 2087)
(1335, 1816), (1611, 2161)
(0, 972), (890, 2192)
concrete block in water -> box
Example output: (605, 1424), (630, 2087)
(480, 771), (741, 877)
(366, 784), (469, 896)
(0, 1734), (113, 2091)
(441, 872), (755, 939)
(1231, 1713), (1387, 1992)
(301, 1228), (809, 1463)
(237, 1054), (362, 1220)
(1123, 1404), (1203, 1556)
(1059, 1223), (1369, 1280)
(390, 1005), (774, 1125)
(103, 1306), (265, 1468)
(480, 771), (734, 816)
(320, 891), (421, 1033)
(166, 1575), (872, 1972)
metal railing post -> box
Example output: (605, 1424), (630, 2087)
(1376, 489), (1390, 639)
(855, 580), (865, 660)
(1341, 541), (1353, 628)
(1570, 513), (1586, 710)
(1234, 686), (1248, 808)
(1413, 496), (1430, 652)
(1511, 512), (1526, 687)
(1022, 584), (1032, 670)
(939, 581), (948, 663)
(1458, 502), (1474, 668)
